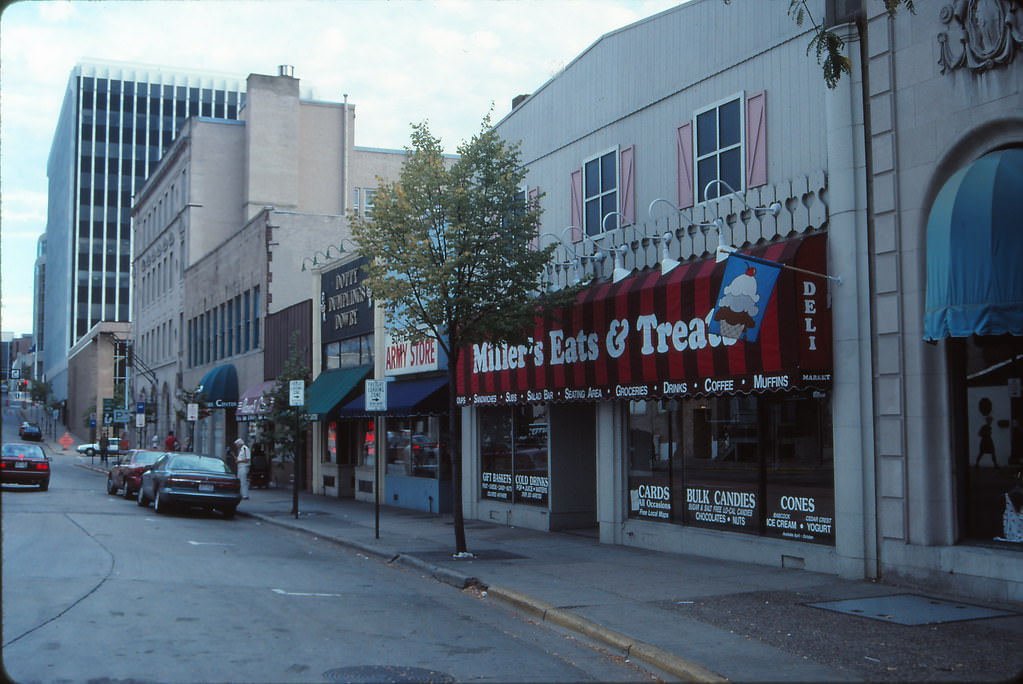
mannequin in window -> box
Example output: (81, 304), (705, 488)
(975, 397), (998, 468)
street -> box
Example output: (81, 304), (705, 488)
(2, 419), (656, 684)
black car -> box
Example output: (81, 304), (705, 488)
(1, 443), (50, 490)
(137, 452), (241, 518)
(18, 423), (42, 441)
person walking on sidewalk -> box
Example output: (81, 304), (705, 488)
(234, 438), (251, 499)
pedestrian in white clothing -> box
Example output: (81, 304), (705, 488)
(234, 438), (251, 499)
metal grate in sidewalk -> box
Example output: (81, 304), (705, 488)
(806, 593), (1018, 625)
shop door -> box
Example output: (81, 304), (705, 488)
(549, 403), (597, 531)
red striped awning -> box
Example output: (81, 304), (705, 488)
(456, 233), (832, 406)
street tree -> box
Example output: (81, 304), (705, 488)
(351, 115), (581, 555)
(28, 378), (53, 406)
(785, 0), (916, 88)
(264, 336), (310, 516)
(175, 386), (210, 449)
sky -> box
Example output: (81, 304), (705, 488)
(0, 0), (684, 338)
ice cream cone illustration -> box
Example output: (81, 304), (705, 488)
(714, 267), (760, 340)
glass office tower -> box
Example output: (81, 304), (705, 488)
(41, 60), (245, 398)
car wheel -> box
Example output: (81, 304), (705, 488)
(221, 506), (236, 520)
(107, 477), (118, 495)
(39, 481), (49, 492)
(154, 489), (166, 514)
(85, 448), (95, 458)
(123, 482), (134, 500)
(137, 485), (149, 507)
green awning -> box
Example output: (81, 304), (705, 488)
(305, 366), (372, 421)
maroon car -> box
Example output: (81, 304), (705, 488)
(2, 442), (51, 490)
(106, 449), (164, 499)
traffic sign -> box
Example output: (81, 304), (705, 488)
(113, 409), (131, 424)
(365, 379), (387, 412)
(289, 380), (305, 407)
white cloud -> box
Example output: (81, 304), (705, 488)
(0, 0), (684, 335)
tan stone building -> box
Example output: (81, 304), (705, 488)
(132, 66), (406, 467)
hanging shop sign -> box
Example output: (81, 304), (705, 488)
(320, 257), (374, 343)
(456, 234), (832, 405)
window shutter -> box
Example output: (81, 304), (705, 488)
(746, 90), (767, 188)
(569, 169), (583, 242)
(676, 123), (694, 209)
(620, 145), (635, 225)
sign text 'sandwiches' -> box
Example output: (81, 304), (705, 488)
(456, 235), (832, 404)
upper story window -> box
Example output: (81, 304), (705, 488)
(583, 149), (618, 235)
(353, 187), (377, 220)
(677, 91), (767, 209)
(695, 95), (743, 202)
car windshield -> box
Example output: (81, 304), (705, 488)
(134, 450), (163, 465)
(169, 454), (230, 474)
(3, 444), (45, 459)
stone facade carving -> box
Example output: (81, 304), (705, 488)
(938, 0), (1023, 74)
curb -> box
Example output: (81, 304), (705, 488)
(246, 512), (481, 590)
(251, 511), (726, 683)
(485, 586), (728, 683)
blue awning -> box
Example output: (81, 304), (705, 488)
(305, 366), (372, 421)
(924, 148), (1023, 340)
(198, 365), (239, 408)
(340, 376), (448, 417)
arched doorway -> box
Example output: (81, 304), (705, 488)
(925, 147), (1023, 545)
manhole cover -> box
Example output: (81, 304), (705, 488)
(807, 593), (1018, 625)
(323, 666), (455, 683)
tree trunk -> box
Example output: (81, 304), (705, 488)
(448, 346), (468, 554)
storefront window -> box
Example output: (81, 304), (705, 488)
(381, 416), (447, 479)
(956, 335), (1023, 545)
(326, 422), (338, 464)
(627, 392), (834, 544)
(360, 419), (376, 467)
(480, 405), (550, 505)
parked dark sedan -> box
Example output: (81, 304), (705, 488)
(106, 449), (164, 499)
(18, 422), (42, 441)
(137, 452), (241, 518)
(1, 443), (50, 490)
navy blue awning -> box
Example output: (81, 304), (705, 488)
(340, 376), (448, 417)
(305, 366), (372, 421)
(925, 148), (1023, 340)
(198, 365), (239, 408)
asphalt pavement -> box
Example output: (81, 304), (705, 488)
(23, 404), (1023, 684)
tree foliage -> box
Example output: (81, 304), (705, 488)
(787, 0), (916, 88)
(351, 115), (582, 553)
(352, 115), (577, 354)
(264, 336), (310, 461)
(28, 378), (53, 405)
(175, 386), (210, 423)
